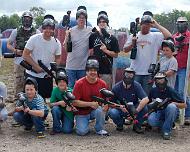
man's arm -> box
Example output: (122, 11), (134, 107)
(22, 48), (43, 73)
(152, 20), (171, 39)
(72, 100), (99, 109)
(136, 97), (149, 112)
(55, 55), (61, 65)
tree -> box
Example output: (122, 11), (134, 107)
(154, 9), (190, 34)
(29, 7), (46, 28)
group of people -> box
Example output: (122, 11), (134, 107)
(0, 6), (189, 140)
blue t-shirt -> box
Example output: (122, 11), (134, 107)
(16, 94), (48, 111)
(111, 81), (147, 105)
(148, 86), (184, 103)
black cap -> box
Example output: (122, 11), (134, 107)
(25, 77), (38, 90)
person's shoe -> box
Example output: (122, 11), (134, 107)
(124, 119), (132, 125)
(96, 130), (110, 136)
(24, 127), (32, 131)
(184, 118), (190, 126)
(37, 132), (45, 138)
(44, 121), (49, 127)
(116, 126), (124, 131)
(49, 130), (61, 135)
(162, 132), (171, 140)
(133, 125), (144, 134)
(12, 122), (21, 127)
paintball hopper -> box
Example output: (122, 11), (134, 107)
(100, 88), (114, 98)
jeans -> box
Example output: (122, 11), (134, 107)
(75, 106), (106, 136)
(148, 103), (177, 133)
(13, 110), (48, 132)
(175, 68), (190, 118)
(108, 105), (147, 127)
(134, 75), (152, 95)
(0, 107), (8, 121)
(51, 106), (74, 133)
(66, 69), (86, 88)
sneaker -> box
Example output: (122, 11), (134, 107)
(24, 127), (32, 131)
(162, 132), (171, 140)
(184, 118), (190, 126)
(116, 126), (124, 131)
(37, 132), (45, 138)
(133, 124), (144, 134)
(12, 122), (21, 127)
(96, 130), (109, 136)
(124, 119), (132, 125)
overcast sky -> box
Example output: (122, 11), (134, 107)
(1, 0), (190, 29)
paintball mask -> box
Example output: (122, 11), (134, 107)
(97, 11), (109, 26)
(86, 58), (99, 71)
(123, 68), (135, 85)
(42, 18), (55, 30)
(22, 12), (33, 28)
(154, 73), (167, 90)
(56, 68), (68, 84)
(176, 17), (188, 34)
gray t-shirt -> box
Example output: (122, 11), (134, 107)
(66, 25), (92, 70)
(159, 56), (178, 88)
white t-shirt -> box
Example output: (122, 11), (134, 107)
(25, 33), (61, 78)
(8, 28), (41, 65)
(124, 31), (164, 75)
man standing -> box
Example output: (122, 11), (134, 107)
(72, 57), (109, 136)
(7, 12), (40, 96)
(64, 6), (92, 88)
(89, 11), (120, 89)
(23, 18), (61, 99)
(172, 17), (190, 125)
(124, 15), (171, 94)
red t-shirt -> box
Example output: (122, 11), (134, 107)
(73, 77), (107, 115)
(173, 30), (190, 69)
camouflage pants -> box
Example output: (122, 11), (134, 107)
(99, 74), (112, 90)
(14, 64), (25, 96)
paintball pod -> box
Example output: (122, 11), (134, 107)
(129, 17), (140, 59)
(38, 60), (57, 79)
(62, 91), (77, 112)
(144, 98), (171, 118)
(148, 63), (160, 84)
(62, 11), (72, 53)
(17, 92), (28, 109)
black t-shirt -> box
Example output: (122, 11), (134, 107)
(89, 32), (120, 74)
(148, 86), (184, 103)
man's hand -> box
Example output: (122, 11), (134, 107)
(15, 49), (23, 56)
(132, 36), (137, 46)
(35, 66), (44, 73)
(100, 43), (108, 53)
(120, 105), (128, 113)
(90, 102), (99, 109)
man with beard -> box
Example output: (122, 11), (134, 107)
(148, 73), (186, 140)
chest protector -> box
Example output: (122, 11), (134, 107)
(15, 27), (36, 50)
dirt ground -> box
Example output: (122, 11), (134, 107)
(1, 58), (190, 152)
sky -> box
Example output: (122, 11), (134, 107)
(0, 0), (190, 29)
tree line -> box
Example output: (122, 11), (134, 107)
(0, 7), (190, 33)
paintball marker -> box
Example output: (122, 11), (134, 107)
(92, 88), (120, 107)
(144, 98), (171, 118)
(3, 52), (22, 58)
(62, 91), (77, 112)
(148, 62), (160, 84)
(17, 92), (28, 109)
(120, 99), (138, 123)
(38, 60), (56, 79)
(175, 34), (187, 52)
(20, 60), (37, 73)
(62, 11), (72, 53)
(91, 27), (112, 66)
(129, 17), (140, 59)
